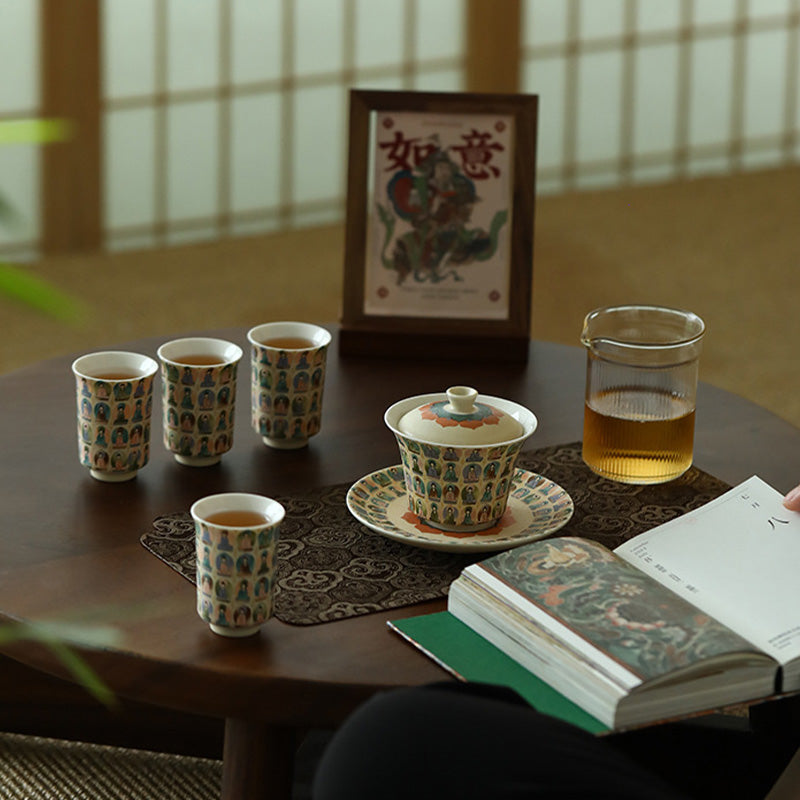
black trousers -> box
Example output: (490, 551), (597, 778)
(313, 682), (793, 799)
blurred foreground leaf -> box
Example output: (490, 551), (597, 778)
(0, 118), (82, 322)
(0, 118), (70, 228)
(0, 119), (72, 146)
(0, 263), (85, 323)
(0, 621), (119, 708)
(0, 192), (23, 229)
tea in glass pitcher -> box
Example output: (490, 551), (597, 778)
(581, 305), (705, 484)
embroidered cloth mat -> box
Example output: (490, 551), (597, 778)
(140, 442), (730, 625)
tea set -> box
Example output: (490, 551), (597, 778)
(72, 329), (580, 635)
(73, 338), (575, 553)
(70, 305), (704, 635)
(349, 385), (574, 553)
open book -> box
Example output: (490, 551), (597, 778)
(393, 476), (800, 730)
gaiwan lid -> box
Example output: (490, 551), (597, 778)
(396, 386), (525, 446)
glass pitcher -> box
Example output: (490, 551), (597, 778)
(581, 305), (705, 484)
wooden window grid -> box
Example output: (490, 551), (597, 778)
(1, 0), (797, 257)
(523, 0), (800, 192)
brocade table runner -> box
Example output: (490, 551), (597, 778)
(140, 442), (730, 625)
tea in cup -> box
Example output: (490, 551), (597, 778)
(72, 351), (158, 482)
(247, 322), (331, 449)
(191, 492), (284, 637)
(157, 337), (243, 466)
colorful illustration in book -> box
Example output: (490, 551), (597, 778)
(485, 538), (754, 681)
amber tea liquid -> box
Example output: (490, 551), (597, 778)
(176, 354), (226, 366)
(261, 336), (316, 349)
(92, 371), (142, 380)
(582, 387), (695, 484)
(203, 509), (269, 527)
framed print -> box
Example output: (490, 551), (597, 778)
(340, 89), (538, 362)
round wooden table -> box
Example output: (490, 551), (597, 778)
(1, 326), (799, 798)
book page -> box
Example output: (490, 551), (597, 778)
(615, 476), (800, 665)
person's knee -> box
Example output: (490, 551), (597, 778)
(313, 683), (569, 799)
(313, 688), (437, 799)
(313, 684), (689, 800)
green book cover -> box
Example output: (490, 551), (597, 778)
(389, 610), (609, 735)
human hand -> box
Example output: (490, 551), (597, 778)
(783, 484), (800, 511)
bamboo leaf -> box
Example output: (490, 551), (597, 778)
(0, 622), (119, 708)
(0, 119), (72, 146)
(0, 192), (23, 228)
(0, 263), (85, 323)
(45, 639), (118, 708)
(24, 622), (123, 649)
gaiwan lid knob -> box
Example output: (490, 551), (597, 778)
(397, 386), (525, 445)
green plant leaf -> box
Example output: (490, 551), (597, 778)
(0, 263), (85, 323)
(0, 118), (72, 146)
(0, 118), (81, 320)
(0, 192), (23, 228)
(0, 621), (118, 708)
(45, 639), (118, 708)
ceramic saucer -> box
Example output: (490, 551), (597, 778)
(346, 466), (574, 553)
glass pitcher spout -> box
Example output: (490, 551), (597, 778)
(581, 304), (705, 367)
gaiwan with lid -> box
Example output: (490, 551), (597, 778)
(385, 387), (537, 533)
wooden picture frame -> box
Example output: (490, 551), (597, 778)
(339, 89), (538, 362)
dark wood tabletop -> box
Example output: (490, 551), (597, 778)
(2, 325), (799, 798)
